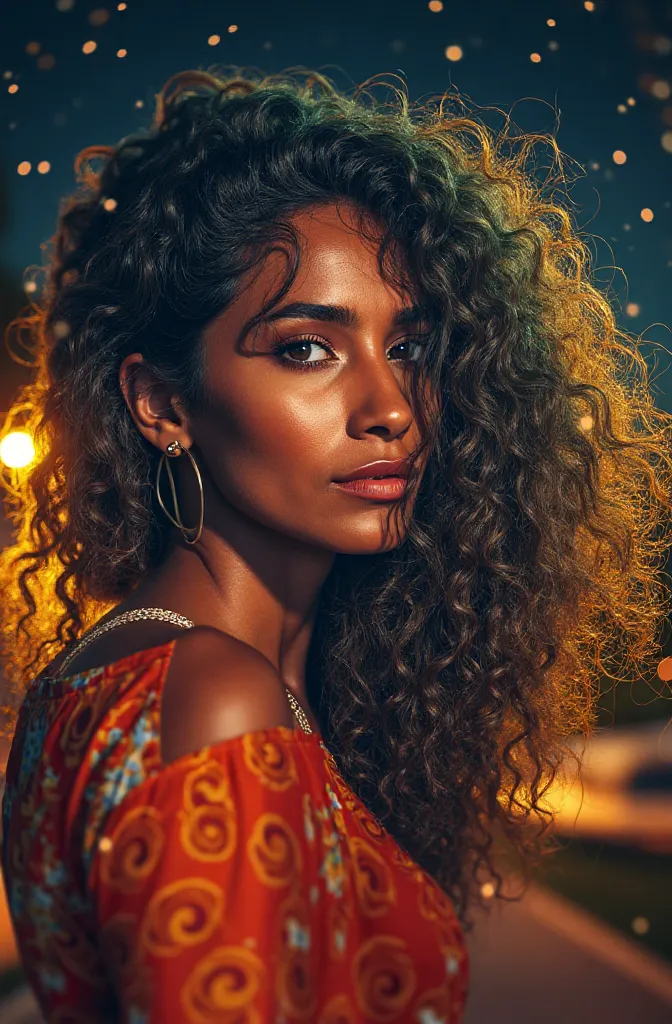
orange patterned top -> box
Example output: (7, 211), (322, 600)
(1, 640), (469, 1023)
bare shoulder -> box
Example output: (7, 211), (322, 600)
(160, 625), (294, 765)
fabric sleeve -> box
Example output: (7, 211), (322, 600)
(85, 727), (337, 1023)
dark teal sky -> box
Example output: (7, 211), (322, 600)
(1, 0), (671, 407)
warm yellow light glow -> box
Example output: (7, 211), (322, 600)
(0, 431), (36, 469)
(117, 48), (127, 58)
(25, 41), (41, 55)
(530, 52), (542, 63)
(662, 131), (672, 154)
(612, 150), (627, 164)
(208, 34), (221, 46)
(429, 1), (443, 11)
(17, 161), (31, 175)
(228, 24), (238, 33)
(632, 916), (650, 935)
(37, 160), (51, 174)
(481, 882), (495, 899)
(82, 40), (98, 54)
(547, 19), (556, 27)
(584, 1), (595, 10)
(651, 80), (671, 100)
(641, 208), (654, 222)
(444, 45), (463, 62)
(579, 415), (593, 432)
(8, 83), (19, 94)
(625, 302), (640, 317)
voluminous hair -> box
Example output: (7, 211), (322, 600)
(2, 66), (672, 929)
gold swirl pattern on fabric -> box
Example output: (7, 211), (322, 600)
(141, 877), (225, 957)
(99, 806), (165, 891)
(352, 935), (417, 1022)
(247, 813), (302, 888)
(390, 843), (422, 878)
(275, 891), (316, 1020)
(180, 945), (265, 1024)
(324, 767), (358, 812)
(350, 837), (397, 919)
(352, 806), (386, 843)
(242, 732), (299, 792)
(179, 759), (237, 863)
(60, 686), (109, 767)
(417, 878), (458, 922)
(317, 992), (358, 1024)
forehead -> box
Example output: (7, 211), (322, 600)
(253, 202), (412, 307)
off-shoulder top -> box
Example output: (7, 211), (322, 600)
(0, 639), (469, 1023)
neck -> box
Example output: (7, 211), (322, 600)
(127, 522), (335, 701)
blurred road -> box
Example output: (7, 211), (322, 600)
(464, 882), (672, 1024)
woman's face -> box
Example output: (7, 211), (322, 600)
(190, 200), (431, 555)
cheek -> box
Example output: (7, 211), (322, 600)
(196, 385), (340, 495)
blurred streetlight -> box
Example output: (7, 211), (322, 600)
(0, 431), (35, 469)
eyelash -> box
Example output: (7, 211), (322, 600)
(269, 333), (428, 372)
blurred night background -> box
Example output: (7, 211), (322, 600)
(1, 0), (672, 1020)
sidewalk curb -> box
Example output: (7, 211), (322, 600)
(525, 882), (672, 1007)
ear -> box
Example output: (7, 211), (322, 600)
(119, 354), (192, 454)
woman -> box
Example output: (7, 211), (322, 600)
(1, 67), (670, 1023)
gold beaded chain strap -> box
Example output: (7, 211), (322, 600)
(54, 607), (313, 734)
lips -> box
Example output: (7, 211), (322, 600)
(333, 458), (410, 483)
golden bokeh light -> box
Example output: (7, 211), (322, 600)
(208, 35), (221, 46)
(429, 0), (444, 10)
(584, 1), (595, 10)
(8, 83), (19, 94)
(444, 45), (463, 62)
(612, 150), (627, 164)
(625, 302), (640, 317)
(547, 19), (556, 27)
(17, 161), (31, 176)
(662, 131), (672, 153)
(0, 432), (36, 470)
(82, 41), (98, 55)
(117, 49), (127, 58)
(25, 41), (41, 56)
(88, 8), (111, 27)
(530, 53), (542, 63)
(37, 161), (51, 174)
(632, 916), (650, 935)
(641, 208), (654, 222)
(228, 24), (238, 33)
(651, 80), (671, 100)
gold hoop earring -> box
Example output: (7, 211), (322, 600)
(156, 440), (204, 545)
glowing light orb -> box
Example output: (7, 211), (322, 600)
(0, 431), (36, 469)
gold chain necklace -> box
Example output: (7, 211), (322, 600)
(55, 607), (313, 735)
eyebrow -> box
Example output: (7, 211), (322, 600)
(239, 300), (431, 344)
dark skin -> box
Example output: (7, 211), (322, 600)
(47, 201), (429, 732)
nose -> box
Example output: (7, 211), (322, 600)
(344, 349), (415, 440)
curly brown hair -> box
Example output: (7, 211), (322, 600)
(2, 66), (672, 931)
